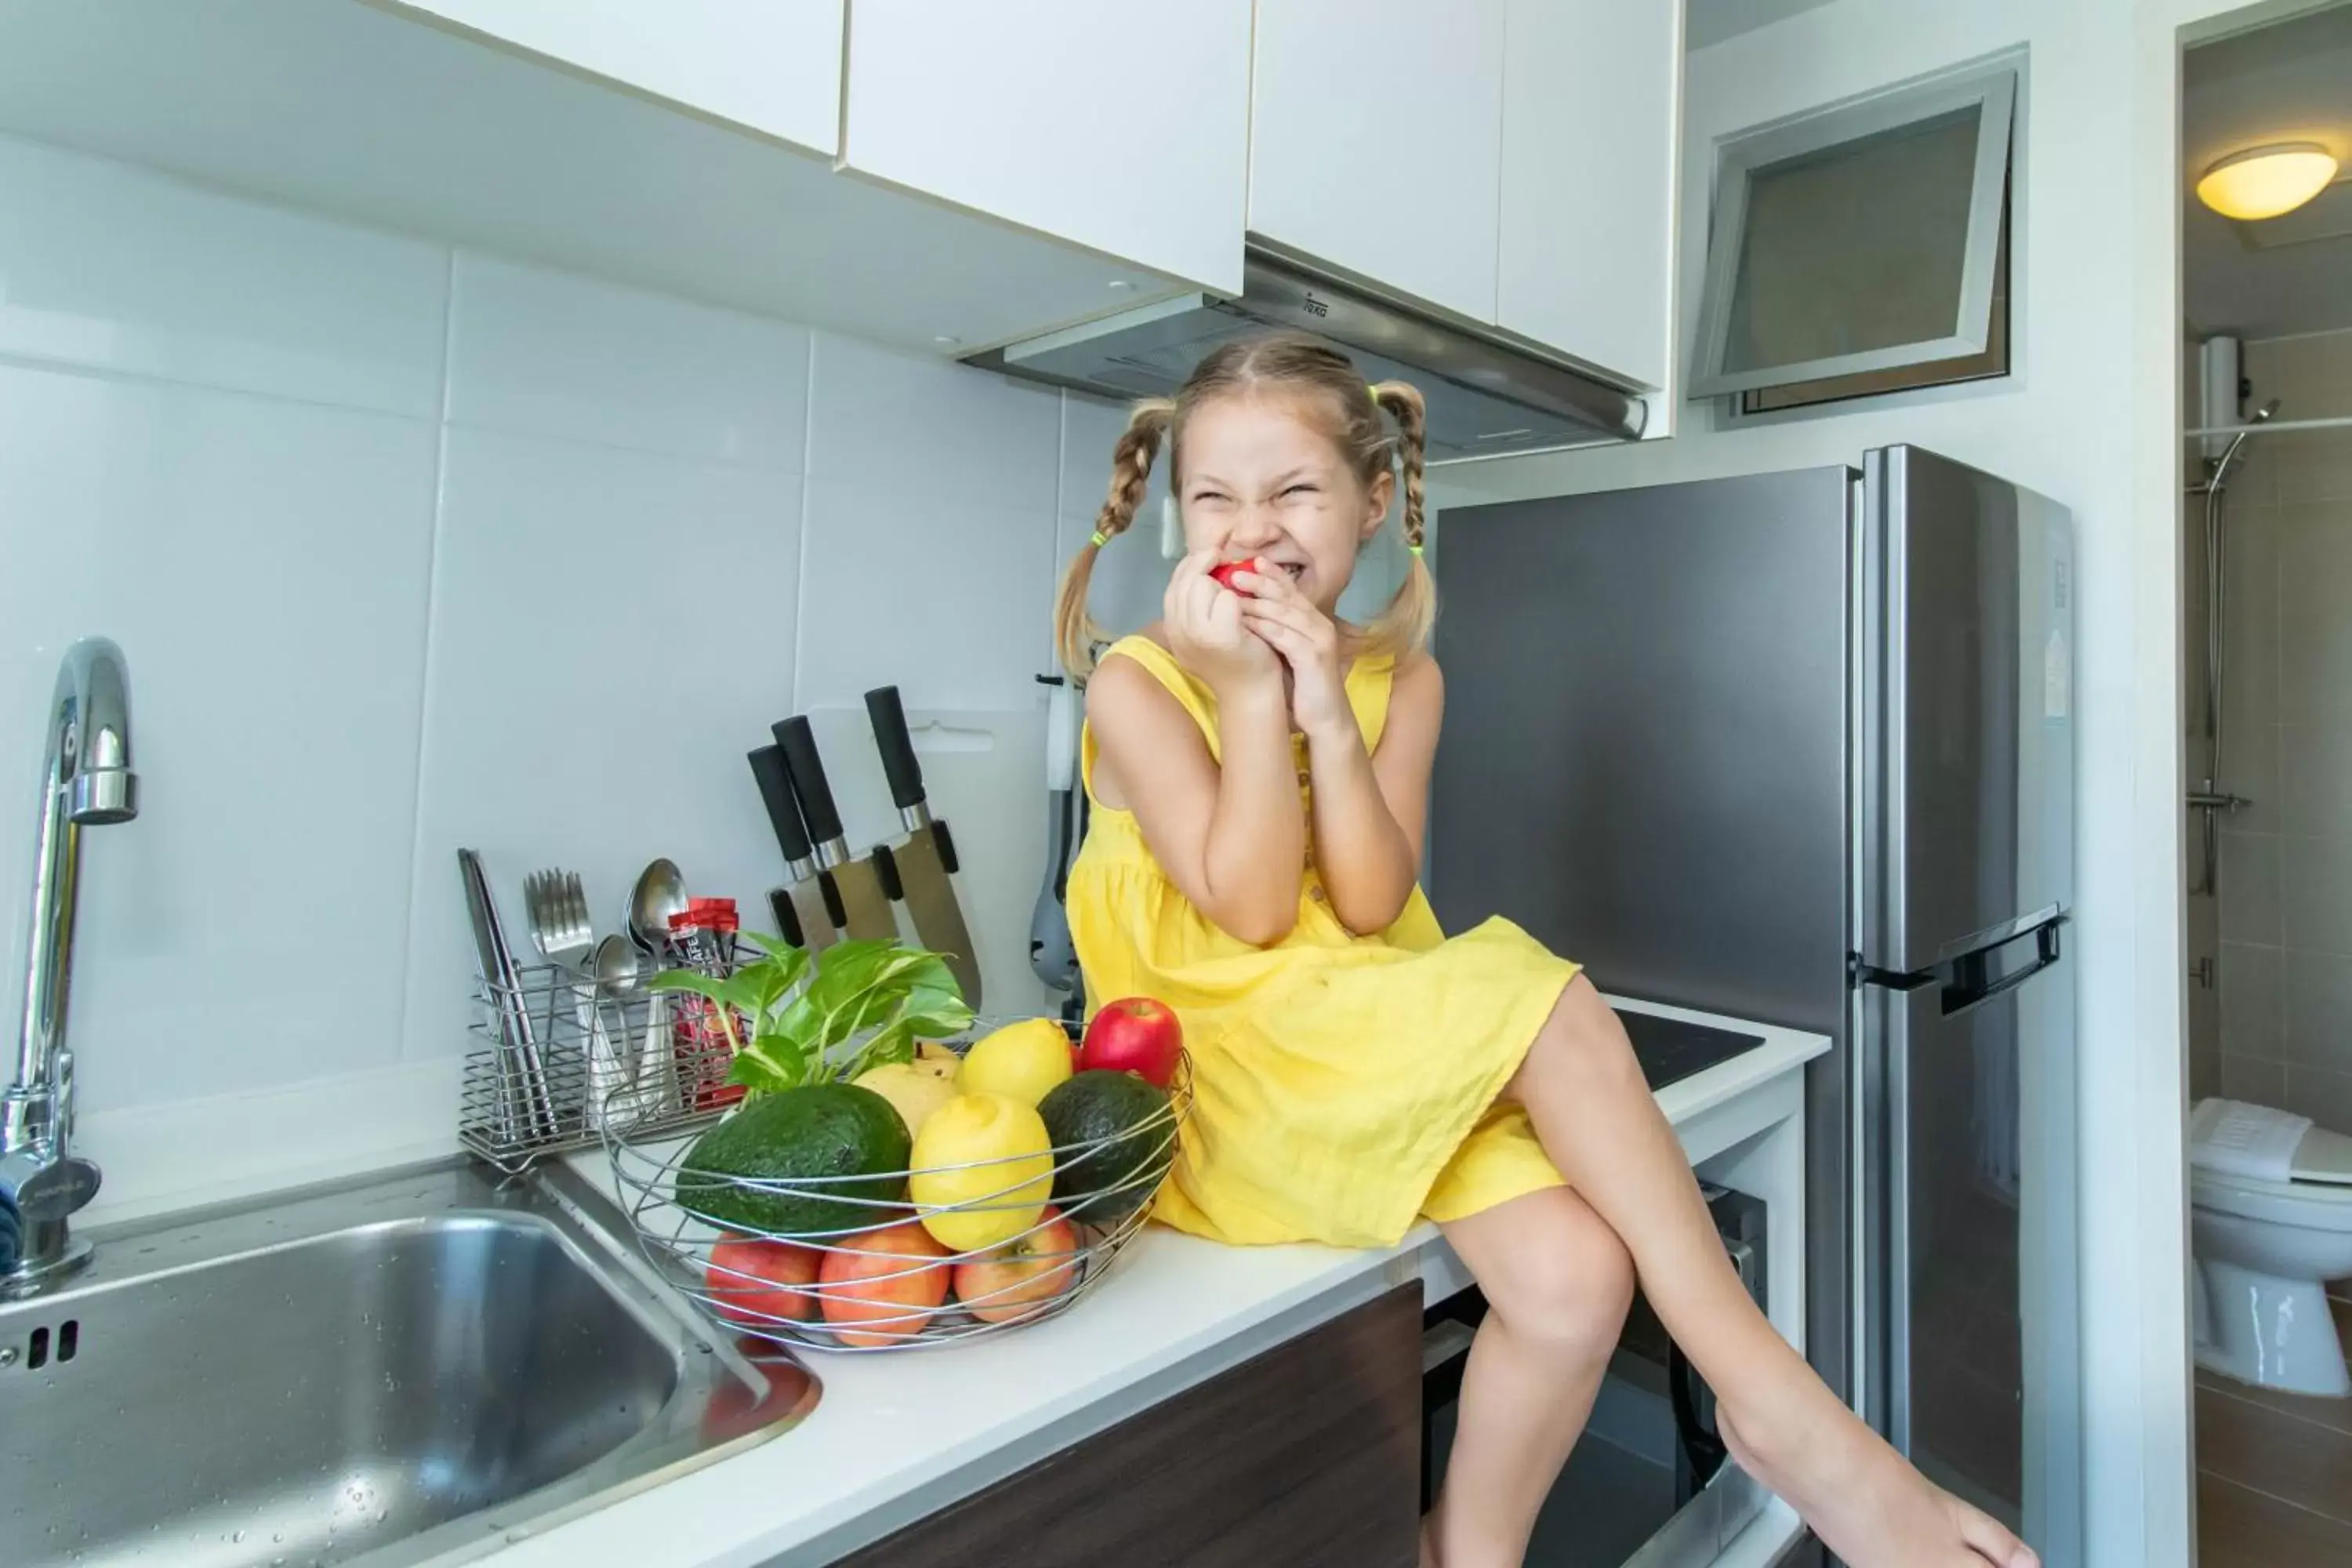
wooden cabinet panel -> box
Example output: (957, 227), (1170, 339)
(837, 1285), (1422, 1567)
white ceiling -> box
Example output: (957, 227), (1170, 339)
(1684, 0), (1842, 51)
(2183, 2), (2352, 338)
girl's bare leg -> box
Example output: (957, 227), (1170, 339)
(1505, 975), (2036, 1568)
(1426, 1186), (1635, 1568)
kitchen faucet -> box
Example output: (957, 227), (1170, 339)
(2, 637), (135, 1294)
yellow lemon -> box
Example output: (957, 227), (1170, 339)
(851, 1062), (961, 1138)
(909, 1092), (1054, 1253)
(956, 1018), (1073, 1107)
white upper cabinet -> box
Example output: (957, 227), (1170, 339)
(840, 1), (1251, 293)
(1497, 0), (1681, 394)
(1247, 0), (1507, 323)
(394, 0), (847, 156)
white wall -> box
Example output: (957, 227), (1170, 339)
(1439, 2), (2204, 1563)
(0, 131), (1166, 1210)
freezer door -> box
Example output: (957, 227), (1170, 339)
(1857, 446), (2074, 974)
(1869, 923), (2078, 1553)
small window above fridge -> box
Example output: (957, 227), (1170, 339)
(1689, 53), (2020, 412)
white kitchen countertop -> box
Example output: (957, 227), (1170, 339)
(483, 998), (1831, 1568)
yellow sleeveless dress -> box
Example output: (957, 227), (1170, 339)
(1069, 635), (1581, 1248)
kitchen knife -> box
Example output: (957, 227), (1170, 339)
(772, 717), (899, 943)
(1029, 675), (1081, 996)
(456, 848), (557, 1145)
(747, 743), (843, 954)
(862, 686), (982, 1009)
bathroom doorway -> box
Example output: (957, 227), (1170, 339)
(2180, 5), (2352, 1561)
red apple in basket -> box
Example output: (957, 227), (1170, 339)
(705, 1236), (822, 1326)
(1077, 997), (1182, 1088)
(818, 1221), (953, 1348)
(953, 1207), (1080, 1325)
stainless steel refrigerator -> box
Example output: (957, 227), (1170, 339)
(1428, 445), (2082, 1561)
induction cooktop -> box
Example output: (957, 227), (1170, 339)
(1615, 1008), (1766, 1092)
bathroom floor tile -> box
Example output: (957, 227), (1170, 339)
(2196, 1384), (2352, 1524)
(2197, 1470), (2352, 1567)
(2198, 1368), (2352, 1439)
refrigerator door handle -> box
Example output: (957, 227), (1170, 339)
(1941, 920), (2063, 1016)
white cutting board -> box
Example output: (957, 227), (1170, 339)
(800, 701), (1054, 1022)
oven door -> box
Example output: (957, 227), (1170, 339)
(1421, 1185), (1784, 1566)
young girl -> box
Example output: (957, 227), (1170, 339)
(1053, 331), (2038, 1568)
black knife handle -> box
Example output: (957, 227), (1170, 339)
(747, 745), (815, 863)
(816, 869), (848, 931)
(766, 887), (805, 949)
(772, 717), (845, 844)
(871, 841), (905, 902)
(863, 686), (927, 811)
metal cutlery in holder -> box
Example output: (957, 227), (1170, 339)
(461, 938), (745, 1173)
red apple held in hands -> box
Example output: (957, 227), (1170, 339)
(953, 1207), (1080, 1325)
(1077, 997), (1183, 1088)
(705, 1236), (823, 1326)
(1207, 557), (1266, 594)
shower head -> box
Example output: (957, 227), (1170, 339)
(2209, 397), (2284, 493)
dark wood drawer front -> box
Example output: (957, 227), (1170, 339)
(836, 1284), (1423, 1567)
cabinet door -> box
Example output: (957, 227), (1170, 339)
(1496, 0), (1681, 392)
(841, 1), (1250, 293)
(1248, 0), (1505, 322)
(834, 1286), (1423, 1567)
(395, 0), (845, 154)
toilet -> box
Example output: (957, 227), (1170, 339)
(2190, 1105), (2352, 1397)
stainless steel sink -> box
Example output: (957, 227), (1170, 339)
(0, 1158), (818, 1567)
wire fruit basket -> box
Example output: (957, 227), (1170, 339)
(605, 1048), (1192, 1354)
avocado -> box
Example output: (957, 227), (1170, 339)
(677, 1082), (911, 1238)
(1037, 1070), (1175, 1224)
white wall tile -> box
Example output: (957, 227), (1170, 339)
(2271, 430), (2352, 507)
(2276, 506), (2352, 729)
(400, 426), (802, 1062)
(2279, 722), (2352, 840)
(796, 477), (1058, 713)
(0, 132), (447, 416)
(2218, 831), (2281, 946)
(806, 333), (1061, 515)
(2284, 1063), (2352, 1134)
(0, 364), (439, 1112)
(2219, 941), (2283, 1060)
(445, 254), (811, 470)
(2282, 950), (2352, 1070)
(2220, 1051), (2285, 1107)
(2283, 837), (2352, 957)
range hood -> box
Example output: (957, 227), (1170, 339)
(965, 245), (1648, 461)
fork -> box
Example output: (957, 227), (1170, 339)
(524, 869), (595, 971)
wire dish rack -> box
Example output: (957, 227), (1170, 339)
(604, 1051), (1193, 1354)
(460, 941), (748, 1173)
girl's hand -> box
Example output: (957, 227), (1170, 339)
(1235, 567), (1351, 741)
(1166, 550), (1279, 699)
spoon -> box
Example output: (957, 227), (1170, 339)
(584, 932), (641, 1131)
(626, 858), (688, 957)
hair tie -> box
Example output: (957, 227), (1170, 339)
(1368, 382), (1382, 401)
(1090, 530), (1110, 549)
(1407, 543), (1425, 557)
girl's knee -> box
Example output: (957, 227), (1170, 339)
(1482, 1197), (1634, 1350)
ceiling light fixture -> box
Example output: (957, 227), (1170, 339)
(2196, 142), (2340, 221)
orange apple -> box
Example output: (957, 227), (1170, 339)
(953, 1207), (1080, 1325)
(705, 1236), (822, 1326)
(818, 1221), (952, 1347)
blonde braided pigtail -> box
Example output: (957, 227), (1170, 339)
(1054, 397), (1174, 680)
(1362, 379), (1436, 659)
